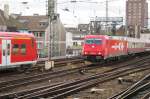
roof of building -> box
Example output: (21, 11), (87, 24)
(0, 10), (25, 29)
(17, 15), (49, 31)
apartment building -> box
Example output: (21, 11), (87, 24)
(126, 0), (148, 28)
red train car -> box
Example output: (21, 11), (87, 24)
(82, 35), (150, 61)
(0, 32), (37, 70)
(82, 35), (127, 60)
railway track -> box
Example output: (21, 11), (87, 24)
(141, 92), (150, 99)
(0, 64), (92, 91)
(1, 55), (150, 99)
(0, 55), (136, 92)
(32, 57), (84, 71)
(109, 73), (150, 99)
(0, 57), (84, 78)
(44, 62), (150, 99)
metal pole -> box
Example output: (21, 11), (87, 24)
(48, 18), (52, 60)
(48, 0), (55, 60)
(106, 0), (108, 34)
(45, 0), (56, 70)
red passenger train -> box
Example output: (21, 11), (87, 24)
(82, 35), (150, 61)
(0, 32), (37, 70)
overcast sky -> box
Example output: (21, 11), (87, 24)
(57, 0), (126, 26)
(0, 0), (149, 27)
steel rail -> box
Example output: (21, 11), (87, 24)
(50, 68), (150, 99)
(109, 73), (150, 99)
(141, 92), (150, 99)
(0, 57), (84, 78)
(32, 58), (84, 70)
(15, 59), (150, 99)
(0, 55), (139, 92)
(117, 73), (150, 99)
(0, 64), (91, 91)
(49, 65), (150, 99)
(0, 55), (150, 98)
(121, 81), (150, 99)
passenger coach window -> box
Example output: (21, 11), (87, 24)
(12, 44), (19, 55)
(21, 44), (26, 55)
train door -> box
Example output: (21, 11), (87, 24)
(2, 40), (11, 66)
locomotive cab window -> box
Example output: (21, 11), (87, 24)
(85, 39), (102, 44)
(21, 44), (26, 55)
(95, 39), (102, 44)
(12, 44), (19, 55)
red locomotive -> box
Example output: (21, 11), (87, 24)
(82, 35), (150, 61)
(0, 32), (37, 70)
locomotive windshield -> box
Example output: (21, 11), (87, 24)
(85, 39), (102, 44)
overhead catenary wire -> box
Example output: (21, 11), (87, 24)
(58, 0), (126, 5)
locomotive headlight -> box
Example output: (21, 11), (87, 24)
(85, 52), (87, 54)
(98, 52), (101, 55)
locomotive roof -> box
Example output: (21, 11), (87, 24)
(0, 32), (35, 38)
(84, 35), (109, 39)
(84, 35), (150, 43)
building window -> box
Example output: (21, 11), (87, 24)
(37, 42), (43, 49)
(39, 22), (47, 27)
(39, 33), (42, 37)
(37, 43), (40, 49)
(73, 42), (78, 46)
(33, 32), (38, 37)
(41, 32), (45, 37)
